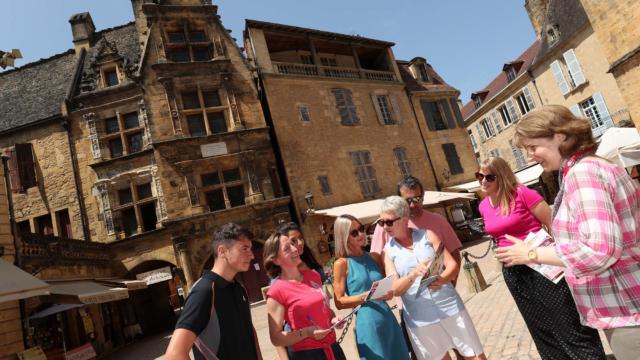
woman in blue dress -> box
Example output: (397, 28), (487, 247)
(332, 214), (410, 360)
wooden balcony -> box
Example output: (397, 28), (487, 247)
(272, 62), (396, 82)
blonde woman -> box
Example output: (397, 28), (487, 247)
(497, 105), (640, 360)
(478, 156), (605, 359)
(332, 214), (409, 360)
(264, 228), (346, 360)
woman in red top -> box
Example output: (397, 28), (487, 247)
(264, 228), (346, 360)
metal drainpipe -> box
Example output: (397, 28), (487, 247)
(63, 120), (91, 241)
(408, 93), (442, 191)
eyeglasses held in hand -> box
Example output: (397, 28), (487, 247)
(475, 172), (497, 182)
(349, 225), (365, 238)
(405, 196), (423, 204)
(375, 217), (401, 227)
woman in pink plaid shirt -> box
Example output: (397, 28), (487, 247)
(496, 105), (640, 360)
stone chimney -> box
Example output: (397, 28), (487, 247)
(525, 0), (550, 38)
(69, 12), (96, 55)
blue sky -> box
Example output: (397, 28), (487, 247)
(0, 0), (536, 103)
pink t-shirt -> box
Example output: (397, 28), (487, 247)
(479, 185), (544, 247)
(370, 210), (462, 255)
(266, 270), (336, 351)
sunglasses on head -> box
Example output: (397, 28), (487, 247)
(349, 225), (365, 238)
(475, 172), (497, 182)
(405, 196), (423, 204)
(375, 217), (401, 227)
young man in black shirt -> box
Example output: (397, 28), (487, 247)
(165, 223), (262, 360)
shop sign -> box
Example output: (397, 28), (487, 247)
(136, 266), (172, 285)
(65, 343), (96, 360)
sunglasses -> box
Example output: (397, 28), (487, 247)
(475, 172), (497, 183)
(405, 196), (423, 204)
(375, 217), (401, 227)
(349, 225), (365, 238)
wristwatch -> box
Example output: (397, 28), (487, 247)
(527, 248), (538, 262)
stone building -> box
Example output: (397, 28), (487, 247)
(524, 0), (630, 134)
(0, 0), (290, 357)
(578, 0), (640, 127)
(461, 41), (541, 170)
(244, 20), (475, 261)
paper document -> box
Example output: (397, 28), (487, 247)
(329, 304), (360, 330)
(524, 228), (564, 284)
(366, 273), (396, 301)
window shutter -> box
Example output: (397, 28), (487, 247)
(441, 101), (456, 129)
(442, 143), (463, 174)
(345, 90), (359, 125)
(550, 60), (570, 95)
(370, 93), (386, 125)
(390, 94), (403, 124)
(562, 49), (586, 87)
(449, 99), (465, 128)
(506, 99), (520, 121)
(6, 147), (21, 193)
(421, 100), (437, 131)
(522, 86), (535, 110)
(592, 92), (612, 127)
(491, 112), (502, 133)
(476, 124), (486, 143)
(569, 104), (582, 117)
(15, 143), (36, 189)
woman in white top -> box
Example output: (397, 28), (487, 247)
(381, 196), (486, 360)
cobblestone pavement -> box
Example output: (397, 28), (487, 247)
(102, 237), (613, 360)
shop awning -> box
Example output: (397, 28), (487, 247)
(313, 191), (475, 224)
(97, 278), (147, 290)
(47, 281), (129, 304)
(29, 303), (84, 319)
(448, 164), (544, 192)
(596, 127), (640, 168)
(0, 259), (49, 303)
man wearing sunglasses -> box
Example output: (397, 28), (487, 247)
(370, 176), (463, 360)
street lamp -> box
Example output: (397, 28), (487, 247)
(304, 191), (315, 213)
(0, 49), (23, 69)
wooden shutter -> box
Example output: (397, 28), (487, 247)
(441, 101), (456, 129)
(475, 123), (486, 142)
(390, 94), (402, 124)
(592, 92), (612, 127)
(491, 112), (502, 133)
(522, 86), (535, 110)
(569, 104), (582, 117)
(550, 60), (570, 95)
(450, 99), (465, 128)
(333, 89), (350, 124)
(421, 100), (437, 131)
(15, 143), (36, 190)
(344, 90), (359, 125)
(563, 49), (586, 87)
(6, 147), (21, 193)
(506, 99), (520, 121)
(371, 93), (386, 125)
(442, 143), (463, 174)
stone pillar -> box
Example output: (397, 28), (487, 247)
(83, 112), (102, 159)
(139, 100), (152, 148)
(160, 78), (184, 136)
(222, 76), (245, 131)
(151, 166), (168, 222)
(174, 239), (195, 294)
(242, 154), (264, 204)
(97, 184), (115, 235)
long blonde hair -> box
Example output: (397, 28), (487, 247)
(333, 214), (362, 258)
(480, 157), (519, 216)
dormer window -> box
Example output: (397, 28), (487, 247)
(547, 24), (560, 46)
(101, 66), (120, 88)
(166, 27), (212, 62)
(474, 97), (482, 109)
(417, 64), (429, 82)
(505, 66), (517, 82)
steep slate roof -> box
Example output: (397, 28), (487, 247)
(531, 0), (589, 66)
(460, 40), (540, 120)
(0, 50), (78, 133)
(0, 22), (140, 134)
(77, 22), (140, 94)
(397, 60), (459, 94)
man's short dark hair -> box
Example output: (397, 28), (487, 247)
(397, 176), (424, 195)
(212, 223), (254, 258)
(275, 221), (301, 235)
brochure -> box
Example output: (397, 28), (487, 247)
(524, 228), (564, 284)
(365, 273), (396, 301)
(416, 243), (446, 295)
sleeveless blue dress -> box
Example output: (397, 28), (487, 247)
(346, 254), (409, 360)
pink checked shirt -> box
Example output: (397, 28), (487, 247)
(553, 158), (640, 329)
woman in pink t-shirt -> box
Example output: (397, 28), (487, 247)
(264, 229), (346, 360)
(478, 156), (605, 360)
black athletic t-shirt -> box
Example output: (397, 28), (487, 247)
(175, 271), (258, 360)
